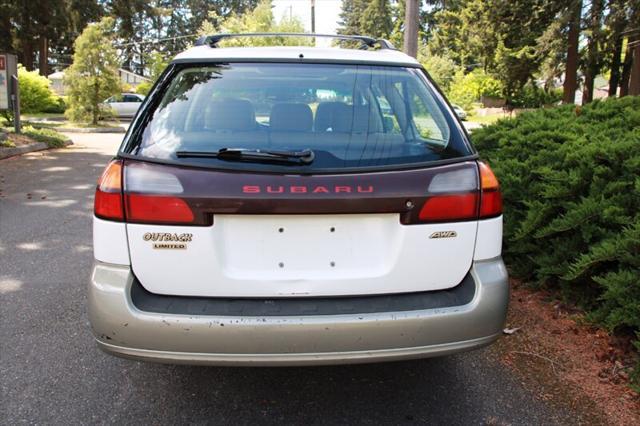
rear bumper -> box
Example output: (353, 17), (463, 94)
(88, 258), (509, 366)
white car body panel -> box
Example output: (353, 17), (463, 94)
(105, 94), (144, 117)
(126, 214), (478, 298)
(474, 215), (503, 260)
(93, 217), (130, 265)
(173, 46), (420, 67)
(111, 102), (137, 117)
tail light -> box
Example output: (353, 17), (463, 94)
(419, 193), (479, 222)
(94, 160), (124, 221)
(478, 161), (502, 218)
(94, 161), (194, 224)
(125, 194), (194, 224)
(416, 162), (501, 223)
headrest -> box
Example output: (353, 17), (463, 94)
(315, 102), (353, 132)
(269, 103), (313, 132)
(204, 98), (256, 131)
(314, 102), (382, 133)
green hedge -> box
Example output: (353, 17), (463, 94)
(471, 97), (640, 385)
(18, 65), (64, 113)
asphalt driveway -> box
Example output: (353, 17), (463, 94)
(1, 132), (576, 425)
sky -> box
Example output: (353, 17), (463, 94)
(272, 0), (342, 46)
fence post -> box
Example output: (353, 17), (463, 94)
(11, 74), (20, 134)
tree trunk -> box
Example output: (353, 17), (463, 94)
(620, 37), (636, 97)
(22, 40), (34, 71)
(38, 36), (48, 76)
(608, 0), (626, 97)
(609, 35), (623, 96)
(563, 0), (581, 104)
(403, 0), (419, 58)
(582, 0), (603, 105)
(629, 41), (640, 96)
(582, 65), (595, 105)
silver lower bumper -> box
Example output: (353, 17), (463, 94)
(88, 258), (509, 366)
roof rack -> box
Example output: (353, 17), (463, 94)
(194, 33), (396, 50)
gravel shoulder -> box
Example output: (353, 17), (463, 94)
(496, 280), (639, 425)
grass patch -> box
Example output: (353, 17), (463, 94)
(21, 125), (69, 148)
(26, 120), (121, 129)
(21, 112), (66, 120)
(467, 111), (510, 126)
(61, 121), (121, 129)
(26, 121), (63, 128)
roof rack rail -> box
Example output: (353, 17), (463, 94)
(194, 33), (396, 50)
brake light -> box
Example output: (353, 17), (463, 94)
(417, 166), (479, 223)
(94, 160), (124, 221)
(419, 193), (478, 222)
(478, 161), (502, 218)
(415, 162), (502, 223)
(125, 194), (194, 224)
(123, 165), (195, 224)
(94, 161), (195, 224)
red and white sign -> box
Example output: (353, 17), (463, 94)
(0, 54), (8, 109)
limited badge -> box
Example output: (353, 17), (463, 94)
(429, 231), (457, 239)
(143, 232), (193, 249)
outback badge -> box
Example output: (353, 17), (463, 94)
(429, 231), (457, 239)
(143, 232), (193, 249)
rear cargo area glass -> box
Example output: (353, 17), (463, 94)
(132, 63), (472, 170)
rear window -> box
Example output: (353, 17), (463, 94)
(127, 63), (473, 172)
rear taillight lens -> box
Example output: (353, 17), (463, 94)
(419, 193), (478, 222)
(125, 194), (194, 224)
(94, 160), (124, 221)
(478, 161), (502, 218)
(416, 162), (501, 223)
(123, 165), (195, 224)
(417, 166), (479, 223)
(94, 161), (195, 224)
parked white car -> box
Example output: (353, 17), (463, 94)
(89, 33), (507, 366)
(102, 93), (145, 118)
(451, 104), (468, 120)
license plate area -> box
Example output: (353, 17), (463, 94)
(215, 214), (401, 280)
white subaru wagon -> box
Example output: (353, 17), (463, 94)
(89, 34), (508, 366)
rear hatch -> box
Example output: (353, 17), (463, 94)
(101, 60), (499, 297)
(121, 160), (483, 297)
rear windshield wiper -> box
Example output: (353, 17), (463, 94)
(176, 148), (315, 165)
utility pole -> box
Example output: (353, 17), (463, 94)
(311, 0), (316, 33)
(403, 0), (419, 58)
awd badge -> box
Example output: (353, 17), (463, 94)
(429, 231), (457, 239)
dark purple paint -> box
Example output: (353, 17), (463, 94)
(123, 160), (479, 226)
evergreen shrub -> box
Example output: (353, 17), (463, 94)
(472, 97), (640, 386)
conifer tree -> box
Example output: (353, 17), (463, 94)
(336, 0), (367, 35)
(361, 0), (393, 39)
